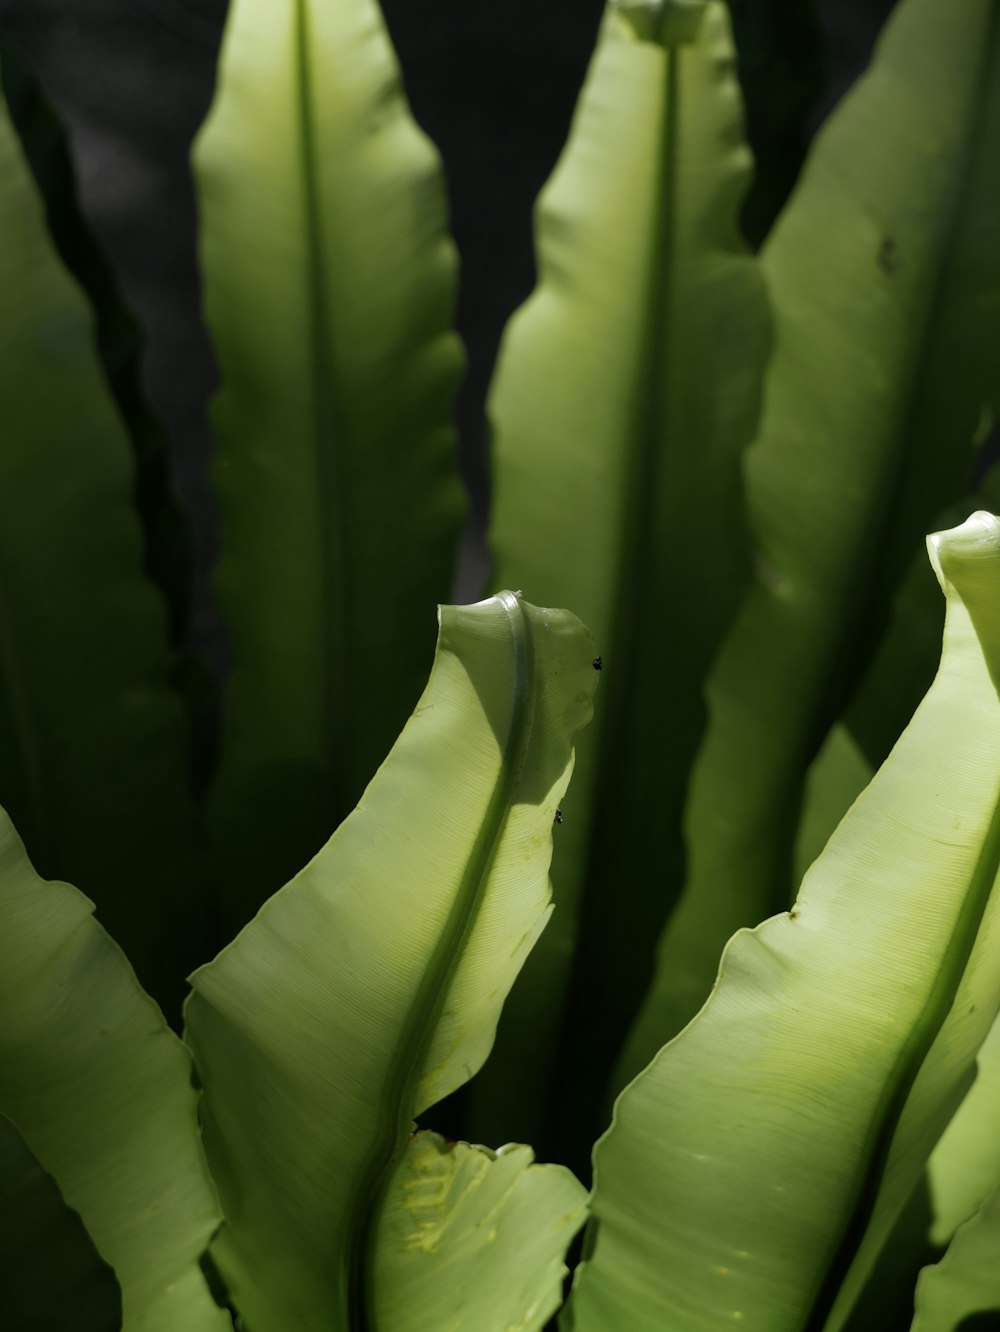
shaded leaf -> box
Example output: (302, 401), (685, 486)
(0, 1111), (122, 1332)
(0, 49), (209, 1015)
(0, 38), (195, 653)
(725, 0), (827, 246)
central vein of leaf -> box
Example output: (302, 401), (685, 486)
(805, 773), (1000, 1331)
(348, 593), (536, 1331)
(294, 0), (351, 813)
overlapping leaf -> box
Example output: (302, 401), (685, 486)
(185, 594), (597, 1331)
(0, 807), (227, 1332)
(373, 1131), (587, 1332)
(567, 513), (1000, 1331)
(481, 0), (770, 1163)
(198, 0), (466, 924)
(0, 50), (208, 1015)
(0, 1112), (122, 1332)
(620, 0), (1000, 1086)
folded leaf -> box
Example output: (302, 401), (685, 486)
(0, 50), (209, 1015)
(482, 0), (770, 1167)
(566, 512), (1000, 1331)
(620, 0), (1000, 1085)
(0, 1111), (122, 1332)
(198, 0), (465, 924)
(185, 593), (597, 1332)
(911, 1181), (1000, 1331)
(0, 807), (227, 1331)
(373, 1131), (587, 1332)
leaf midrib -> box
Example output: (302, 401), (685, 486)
(349, 592), (537, 1331)
(770, 0), (1000, 792)
(543, 12), (692, 1161)
(793, 19), (1000, 1322)
(294, 0), (351, 809)
(803, 761), (1000, 1332)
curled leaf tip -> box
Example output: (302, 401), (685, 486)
(928, 510), (1000, 591)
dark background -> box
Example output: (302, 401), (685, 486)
(0, 0), (896, 663)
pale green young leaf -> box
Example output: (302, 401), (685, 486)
(566, 513), (1000, 1331)
(185, 594), (598, 1332)
(373, 1131), (587, 1332)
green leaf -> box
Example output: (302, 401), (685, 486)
(0, 49), (209, 1016)
(911, 1181), (1000, 1331)
(480, 0), (770, 1166)
(372, 1131), (587, 1332)
(619, 0), (1000, 1086)
(198, 0), (466, 925)
(185, 593), (597, 1332)
(0, 1111), (122, 1332)
(0, 40), (195, 655)
(0, 807), (227, 1331)
(565, 512), (1000, 1331)
(925, 1008), (1000, 1250)
(795, 472), (1000, 886)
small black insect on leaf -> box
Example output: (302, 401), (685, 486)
(554, 808), (564, 825)
(592, 656), (602, 671)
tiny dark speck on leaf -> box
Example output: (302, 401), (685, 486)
(554, 809), (564, 824)
(592, 656), (602, 671)
(878, 236), (898, 275)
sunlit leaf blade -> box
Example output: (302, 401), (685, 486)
(821, 483), (1000, 1332)
(185, 594), (598, 1332)
(0, 807), (227, 1332)
(198, 0), (465, 925)
(911, 1181), (1000, 1331)
(796, 472), (1000, 884)
(481, 0), (770, 1165)
(565, 513), (1000, 1331)
(372, 1131), (587, 1332)
(0, 52), (209, 1015)
(620, 0), (1000, 1085)
(0, 1111), (122, 1332)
